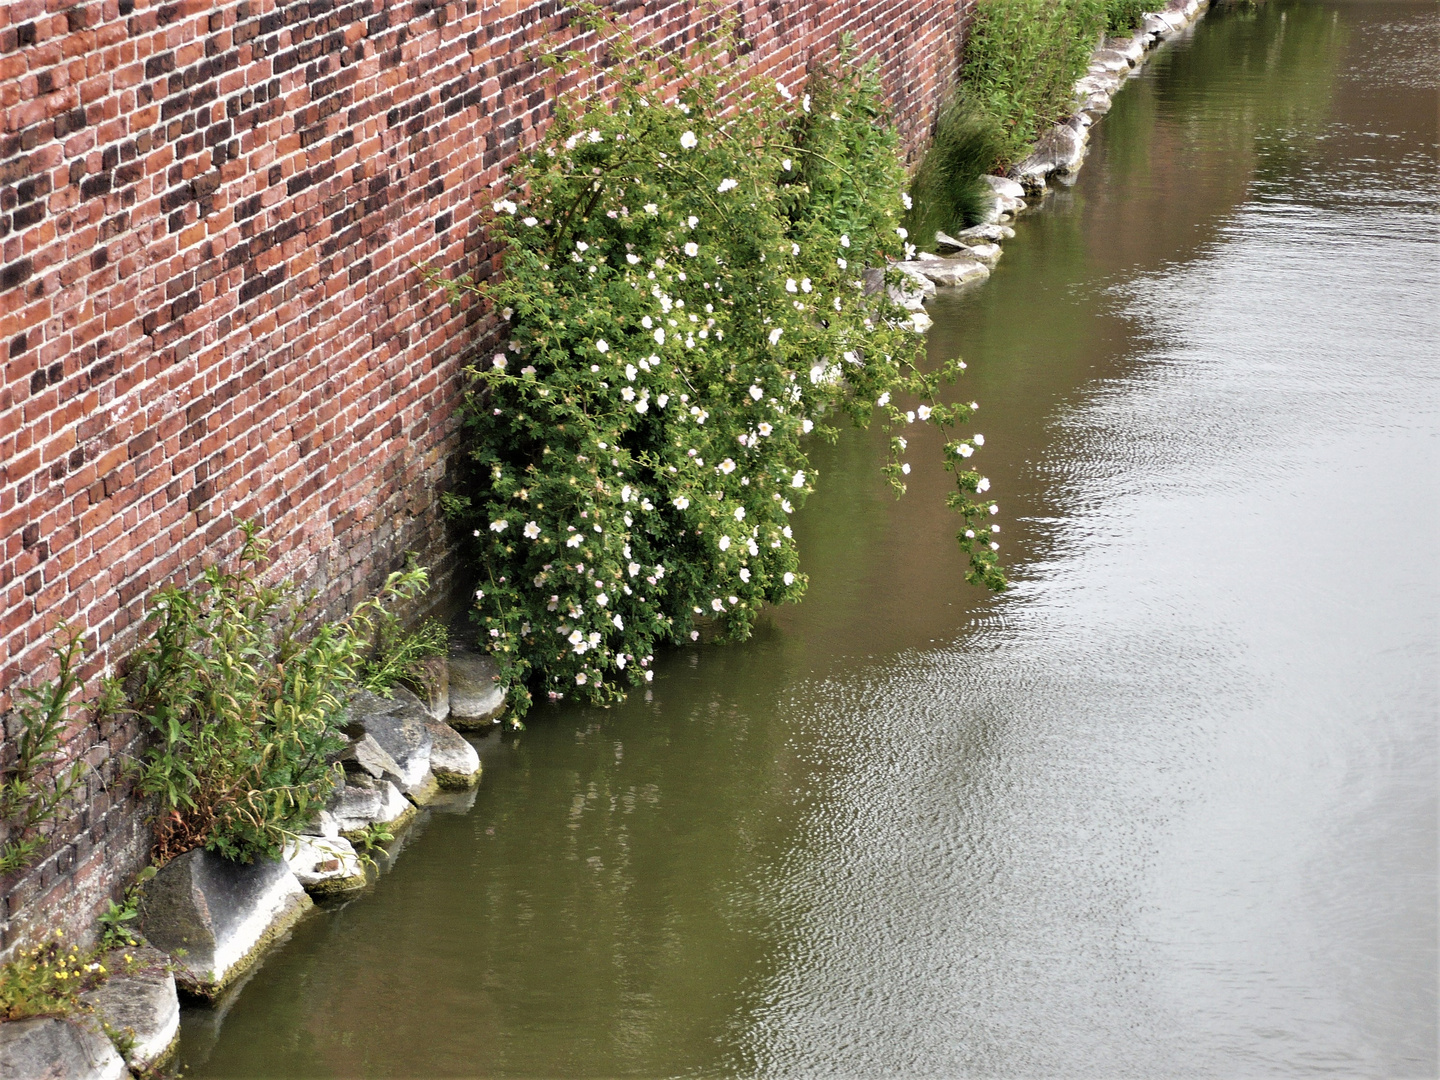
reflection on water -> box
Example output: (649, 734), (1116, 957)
(179, 2), (1438, 1076)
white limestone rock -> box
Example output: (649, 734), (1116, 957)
(900, 256), (990, 288)
(1090, 49), (1131, 73)
(79, 947), (179, 1072)
(960, 243), (1003, 268)
(979, 174), (1026, 201)
(890, 264), (936, 308)
(283, 834), (366, 896)
(425, 720), (481, 790)
(447, 651), (507, 729)
(1011, 124), (1087, 194)
(136, 849), (311, 999)
(0, 1017), (126, 1080)
(343, 689), (433, 793)
(955, 223), (1015, 244)
(328, 773), (416, 837)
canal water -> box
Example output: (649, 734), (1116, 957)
(178, 2), (1438, 1076)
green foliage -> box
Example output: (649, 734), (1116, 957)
(1103, 0), (1150, 34)
(426, 14), (1004, 719)
(359, 611), (448, 696)
(352, 820), (394, 852)
(128, 524), (429, 864)
(1, 630), (88, 875)
(961, 0), (1109, 165)
(0, 932), (106, 1021)
(903, 98), (1007, 243)
(97, 865), (156, 951)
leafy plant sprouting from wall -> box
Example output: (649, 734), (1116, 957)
(128, 523), (429, 864)
(426, 10), (1005, 719)
(0, 629), (88, 876)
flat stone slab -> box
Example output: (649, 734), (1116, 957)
(344, 689), (433, 792)
(1108, 33), (1148, 63)
(137, 848), (311, 999)
(979, 174), (1026, 200)
(0, 1017), (126, 1080)
(955, 223), (1014, 245)
(1090, 48), (1132, 72)
(425, 720), (481, 789)
(899, 256), (989, 288)
(960, 242), (1002, 268)
(447, 651), (507, 729)
(79, 947), (179, 1072)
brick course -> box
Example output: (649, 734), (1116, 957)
(0, 0), (969, 953)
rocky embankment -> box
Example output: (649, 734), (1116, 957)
(889, 0), (1209, 329)
(0, 651), (505, 1080)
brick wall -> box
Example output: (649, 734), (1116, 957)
(0, 0), (968, 954)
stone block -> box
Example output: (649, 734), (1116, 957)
(0, 1017), (126, 1080)
(79, 946), (179, 1072)
(343, 689), (433, 792)
(136, 849), (311, 999)
(447, 651), (507, 729)
(282, 834), (366, 896)
(328, 773), (416, 838)
(425, 720), (481, 790)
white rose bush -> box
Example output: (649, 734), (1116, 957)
(427, 16), (1005, 718)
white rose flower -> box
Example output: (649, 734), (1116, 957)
(490, 519), (508, 532)
(718, 536), (731, 551)
(791, 471), (805, 488)
(717, 178), (738, 192)
(680, 131), (698, 149)
(523, 521), (541, 539)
